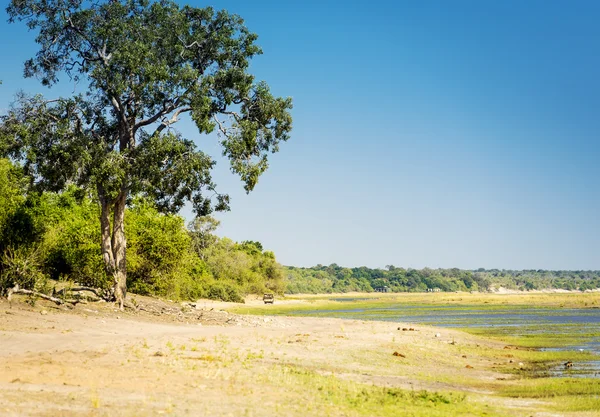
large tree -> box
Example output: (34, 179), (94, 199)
(1, 0), (292, 308)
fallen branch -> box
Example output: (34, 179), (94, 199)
(7, 285), (79, 306)
(55, 286), (104, 298)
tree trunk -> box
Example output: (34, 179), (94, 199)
(112, 191), (127, 310)
(100, 198), (115, 274)
(99, 190), (128, 311)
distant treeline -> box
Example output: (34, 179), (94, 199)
(285, 264), (600, 294)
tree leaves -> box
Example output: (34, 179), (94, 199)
(133, 131), (219, 214)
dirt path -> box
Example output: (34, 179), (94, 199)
(0, 296), (569, 417)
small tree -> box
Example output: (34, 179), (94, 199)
(188, 215), (221, 260)
(1, 0), (292, 308)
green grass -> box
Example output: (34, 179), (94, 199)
(501, 377), (600, 398)
(461, 325), (598, 348)
(551, 396), (600, 413)
(230, 293), (600, 356)
(230, 293), (600, 317)
(499, 378), (600, 413)
(260, 364), (511, 417)
(506, 349), (595, 364)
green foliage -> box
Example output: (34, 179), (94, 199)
(205, 281), (244, 303)
(37, 189), (105, 287)
(0, 184), (107, 289)
(125, 200), (209, 300)
(0, 158), (286, 301)
(188, 216), (221, 259)
(204, 237), (285, 296)
(0, 159), (26, 245)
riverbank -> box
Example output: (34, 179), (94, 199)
(1, 294), (598, 416)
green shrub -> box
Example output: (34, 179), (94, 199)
(0, 247), (48, 294)
(126, 200), (213, 300)
(0, 159), (26, 249)
(41, 192), (108, 288)
(206, 281), (244, 303)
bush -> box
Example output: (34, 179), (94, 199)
(0, 247), (48, 294)
(126, 200), (213, 301)
(41, 193), (107, 288)
(0, 159), (26, 249)
(206, 281), (244, 303)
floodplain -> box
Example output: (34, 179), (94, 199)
(1, 292), (599, 416)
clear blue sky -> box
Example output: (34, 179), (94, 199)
(1, 0), (599, 270)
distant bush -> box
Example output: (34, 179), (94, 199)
(206, 281), (244, 303)
(203, 238), (285, 297)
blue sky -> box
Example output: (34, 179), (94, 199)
(1, 0), (599, 270)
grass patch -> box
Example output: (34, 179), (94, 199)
(500, 378), (600, 413)
(500, 349), (596, 364)
(501, 377), (600, 398)
(229, 293), (600, 318)
(280, 292), (600, 309)
(551, 396), (600, 412)
(461, 326), (598, 349)
(260, 364), (509, 417)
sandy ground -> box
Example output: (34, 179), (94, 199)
(0, 295), (577, 417)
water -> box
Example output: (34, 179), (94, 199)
(286, 302), (600, 377)
(547, 361), (600, 378)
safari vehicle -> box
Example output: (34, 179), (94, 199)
(263, 293), (274, 304)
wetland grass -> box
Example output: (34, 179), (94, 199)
(501, 377), (600, 398)
(284, 292), (600, 308)
(462, 325), (599, 348)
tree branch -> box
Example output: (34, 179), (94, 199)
(134, 82), (197, 132)
(213, 115), (229, 137)
(134, 103), (175, 131)
(151, 107), (192, 136)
